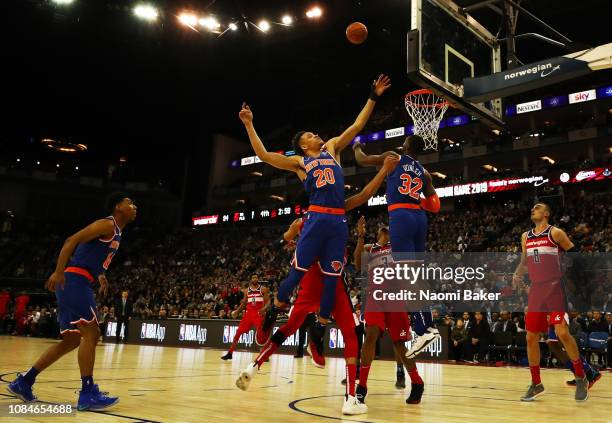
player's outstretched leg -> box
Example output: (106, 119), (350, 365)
(356, 325), (380, 404)
(76, 322), (119, 411)
(236, 326), (293, 390)
(8, 332), (81, 402)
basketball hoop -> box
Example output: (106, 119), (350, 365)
(404, 89), (449, 151)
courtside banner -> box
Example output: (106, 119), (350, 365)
(103, 318), (449, 360)
(463, 56), (591, 103)
(360, 252), (611, 313)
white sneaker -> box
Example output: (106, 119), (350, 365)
(406, 328), (440, 359)
(236, 364), (257, 391)
(342, 395), (368, 415)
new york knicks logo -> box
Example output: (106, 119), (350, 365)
(331, 261), (343, 273)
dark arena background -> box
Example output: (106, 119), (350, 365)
(0, 0), (611, 422)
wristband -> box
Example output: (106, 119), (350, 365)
(369, 85), (379, 101)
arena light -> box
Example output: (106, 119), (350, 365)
(250, 171), (263, 177)
(199, 16), (221, 31)
(51, 0), (75, 5)
(306, 6), (323, 18)
(229, 23), (238, 31)
(134, 4), (159, 22)
(540, 156), (555, 164)
(483, 164), (498, 172)
(270, 195), (285, 202)
(178, 12), (198, 28)
(281, 15), (293, 25)
(258, 20), (270, 32)
(16, 158), (21, 162)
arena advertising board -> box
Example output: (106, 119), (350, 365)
(103, 319), (449, 360)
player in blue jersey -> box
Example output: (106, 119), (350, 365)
(353, 135), (442, 358)
(7, 193), (137, 411)
(238, 75), (391, 338)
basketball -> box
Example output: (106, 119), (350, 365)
(346, 22), (368, 44)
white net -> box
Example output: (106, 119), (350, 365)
(404, 90), (449, 151)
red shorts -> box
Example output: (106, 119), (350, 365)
(527, 280), (567, 313)
(237, 310), (264, 333)
(526, 279), (567, 333)
(287, 265), (358, 358)
(365, 311), (411, 342)
(525, 311), (567, 333)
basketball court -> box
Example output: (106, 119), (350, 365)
(1, 337), (610, 422)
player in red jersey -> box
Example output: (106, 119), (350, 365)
(236, 155), (399, 416)
(221, 275), (271, 360)
(513, 203), (589, 402)
(353, 216), (424, 405)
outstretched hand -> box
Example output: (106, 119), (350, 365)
(238, 102), (253, 125)
(357, 216), (366, 237)
(372, 74), (391, 97)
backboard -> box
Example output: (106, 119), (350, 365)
(408, 0), (504, 128)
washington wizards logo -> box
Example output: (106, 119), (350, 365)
(331, 261), (343, 272)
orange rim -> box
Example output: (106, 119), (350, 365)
(405, 89), (449, 109)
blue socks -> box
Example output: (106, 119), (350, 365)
(81, 376), (94, 393)
(22, 367), (39, 385)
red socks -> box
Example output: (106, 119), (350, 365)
(346, 364), (357, 397)
(255, 341), (279, 368)
(530, 365), (541, 385)
(572, 359), (585, 378)
(408, 368), (423, 385)
(358, 364), (371, 388)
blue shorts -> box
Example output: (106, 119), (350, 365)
(548, 325), (558, 341)
(56, 272), (98, 334)
(292, 212), (348, 276)
(389, 208), (427, 255)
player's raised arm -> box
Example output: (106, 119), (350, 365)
(325, 75), (391, 159)
(353, 140), (397, 167)
(239, 103), (304, 175)
(46, 219), (116, 292)
(420, 170), (441, 213)
(345, 154), (400, 211)
(353, 216), (372, 271)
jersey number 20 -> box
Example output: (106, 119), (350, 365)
(398, 173), (422, 200)
(313, 168), (336, 188)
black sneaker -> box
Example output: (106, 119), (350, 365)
(221, 351), (233, 360)
(355, 384), (367, 404)
(340, 378), (347, 385)
(395, 372), (406, 389)
(406, 383), (424, 404)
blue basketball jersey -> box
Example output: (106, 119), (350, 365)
(69, 216), (122, 277)
(303, 151), (345, 209)
(386, 154), (427, 206)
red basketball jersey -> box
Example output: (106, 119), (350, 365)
(246, 285), (265, 312)
(525, 225), (563, 283)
